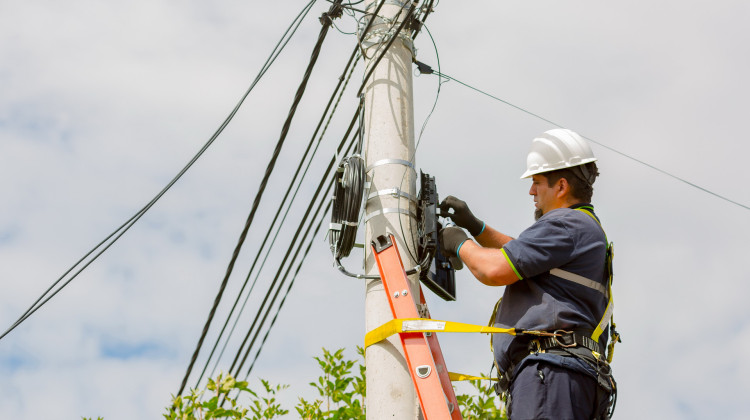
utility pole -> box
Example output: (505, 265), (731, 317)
(362, 0), (421, 418)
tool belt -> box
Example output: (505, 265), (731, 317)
(495, 330), (609, 394)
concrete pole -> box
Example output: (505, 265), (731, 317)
(361, 1), (421, 418)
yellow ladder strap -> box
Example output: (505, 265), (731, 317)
(449, 372), (497, 382)
(365, 318), (518, 349)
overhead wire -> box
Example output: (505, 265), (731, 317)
(355, 0), (387, 60)
(219, 112), (359, 407)
(0, 0), (319, 344)
(246, 198), (333, 376)
(190, 0), (403, 389)
(245, 131), (361, 377)
(356, 1), (416, 97)
(397, 21), (445, 264)
(190, 0), (440, 389)
(226, 107), (363, 379)
(198, 50), (362, 386)
(330, 0), (423, 277)
(414, 63), (750, 212)
(176, 0), (344, 398)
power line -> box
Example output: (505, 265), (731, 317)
(414, 62), (750, 212)
(194, 43), (362, 390)
(246, 189), (334, 376)
(356, 1), (417, 97)
(242, 132), (359, 379)
(200, 90), (361, 386)
(191, 1), (401, 387)
(176, 0), (344, 398)
(226, 107), (361, 379)
(0, 0), (319, 344)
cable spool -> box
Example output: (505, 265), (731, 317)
(330, 155), (365, 259)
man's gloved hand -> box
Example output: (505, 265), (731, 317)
(439, 196), (485, 237)
(439, 226), (469, 270)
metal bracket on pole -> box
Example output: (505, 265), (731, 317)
(369, 235), (462, 419)
(364, 208), (417, 223)
(366, 158), (416, 174)
(367, 188), (418, 205)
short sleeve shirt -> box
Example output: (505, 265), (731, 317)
(493, 204), (609, 372)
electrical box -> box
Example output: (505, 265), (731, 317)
(417, 171), (457, 301)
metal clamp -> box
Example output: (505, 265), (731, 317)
(365, 0), (410, 12)
(366, 158), (415, 174)
(367, 188), (417, 204)
(364, 208), (417, 223)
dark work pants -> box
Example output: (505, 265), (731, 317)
(508, 359), (605, 420)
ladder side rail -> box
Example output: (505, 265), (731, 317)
(371, 235), (460, 420)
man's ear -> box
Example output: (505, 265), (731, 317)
(556, 177), (570, 198)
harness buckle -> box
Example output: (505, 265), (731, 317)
(554, 330), (577, 348)
(529, 339), (542, 354)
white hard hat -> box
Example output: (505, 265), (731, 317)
(520, 128), (597, 179)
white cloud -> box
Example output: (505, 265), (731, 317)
(1, 0), (749, 419)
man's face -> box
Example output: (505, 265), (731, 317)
(529, 174), (557, 220)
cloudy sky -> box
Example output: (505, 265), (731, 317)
(2, 0), (749, 419)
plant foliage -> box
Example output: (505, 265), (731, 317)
(157, 347), (505, 419)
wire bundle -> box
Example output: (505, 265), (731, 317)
(329, 155), (365, 259)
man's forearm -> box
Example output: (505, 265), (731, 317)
(458, 240), (520, 287)
(474, 224), (514, 249)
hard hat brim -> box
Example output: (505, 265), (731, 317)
(520, 157), (598, 179)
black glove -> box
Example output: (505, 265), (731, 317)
(439, 226), (469, 270)
(439, 196), (484, 236)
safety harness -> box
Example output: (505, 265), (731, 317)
(492, 207), (620, 418)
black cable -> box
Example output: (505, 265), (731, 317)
(216, 123), (359, 408)
(356, 1), (417, 97)
(240, 137), (359, 377)
(200, 99), (362, 385)
(241, 182), (336, 378)
(246, 194), (333, 376)
(330, 155), (365, 259)
(410, 0), (435, 40)
(227, 115), (360, 378)
(0, 0), (318, 344)
(356, 0), (387, 60)
(193, 41), (363, 389)
(207, 122), (358, 384)
(415, 62), (750, 213)
(396, 22), (444, 264)
(177, 0), (342, 397)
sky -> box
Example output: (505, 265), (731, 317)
(2, 0), (750, 418)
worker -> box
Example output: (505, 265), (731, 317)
(439, 128), (617, 419)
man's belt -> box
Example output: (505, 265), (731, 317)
(530, 329), (603, 355)
(495, 330), (603, 396)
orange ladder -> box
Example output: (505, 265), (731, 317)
(370, 234), (462, 420)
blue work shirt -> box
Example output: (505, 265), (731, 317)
(492, 204), (609, 373)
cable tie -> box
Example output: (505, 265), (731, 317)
(329, 223), (343, 231)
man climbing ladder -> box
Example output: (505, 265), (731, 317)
(439, 128), (619, 419)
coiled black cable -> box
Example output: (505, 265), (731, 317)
(330, 155), (365, 259)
